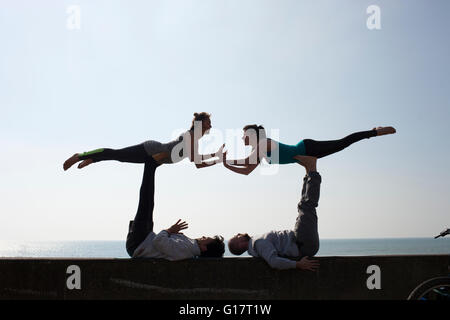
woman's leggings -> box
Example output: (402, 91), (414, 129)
(303, 129), (377, 159)
(78, 143), (150, 164)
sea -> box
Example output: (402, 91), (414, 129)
(0, 238), (448, 258)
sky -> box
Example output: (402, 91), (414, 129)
(0, 0), (449, 241)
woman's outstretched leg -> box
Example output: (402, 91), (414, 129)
(303, 126), (395, 159)
(63, 143), (149, 170)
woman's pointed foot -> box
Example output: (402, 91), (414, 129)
(373, 126), (396, 136)
(78, 159), (93, 169)
(63, 153), (80, 171)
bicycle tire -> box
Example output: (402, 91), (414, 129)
(407, 276), (450, 300)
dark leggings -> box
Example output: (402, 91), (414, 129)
(78, 143), (150, 164)
(303, 129), (377, 158)
(78, 144), (160, 257)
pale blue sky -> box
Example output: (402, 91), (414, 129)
(0, 0), (449, 241)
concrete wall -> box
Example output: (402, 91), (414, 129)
(0, 255), (448, 300)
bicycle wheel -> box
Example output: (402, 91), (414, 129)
(407, 276), (450, 300)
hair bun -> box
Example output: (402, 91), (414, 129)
(194, 112), (199, 117)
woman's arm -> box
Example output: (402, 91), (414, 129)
(227, 157), (251, 166)
(189, 136), (224, 163)
(226, 146), (260, 166)
(223, 162), (258, 175)
(226, 162), (248, 167)
(195, 159), (218, 169)
(192, 144), (224, 169)
(196, 150), (220, 161)
(223, 152), (259, 175)
(207, 143), (225, 162)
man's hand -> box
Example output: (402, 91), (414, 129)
(166, 219), (188, 235)
(296, 256), (320, 271)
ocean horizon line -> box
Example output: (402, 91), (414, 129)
(1, 236), (446, 242)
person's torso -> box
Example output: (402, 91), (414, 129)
(132, 231), (199, 260)
(143, 131), (190, 163)
(250, 230), (299, 258)
(266, 140), (306, 164)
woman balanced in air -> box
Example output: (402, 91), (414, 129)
(222, 125), (396, 175)
(63, 112), (222, 171)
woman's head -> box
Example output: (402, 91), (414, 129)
(190, 112), (212, 136)
(242, 124), (266, 146)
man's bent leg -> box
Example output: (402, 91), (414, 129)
(126, 157), (160, 257)
(294, 171), (321, 257)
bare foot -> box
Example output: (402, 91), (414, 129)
(63, 153), (80, 171)
(293, 155), (317, 173)
(78, 159), (93, 169)
(373, 126), (396, 136)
